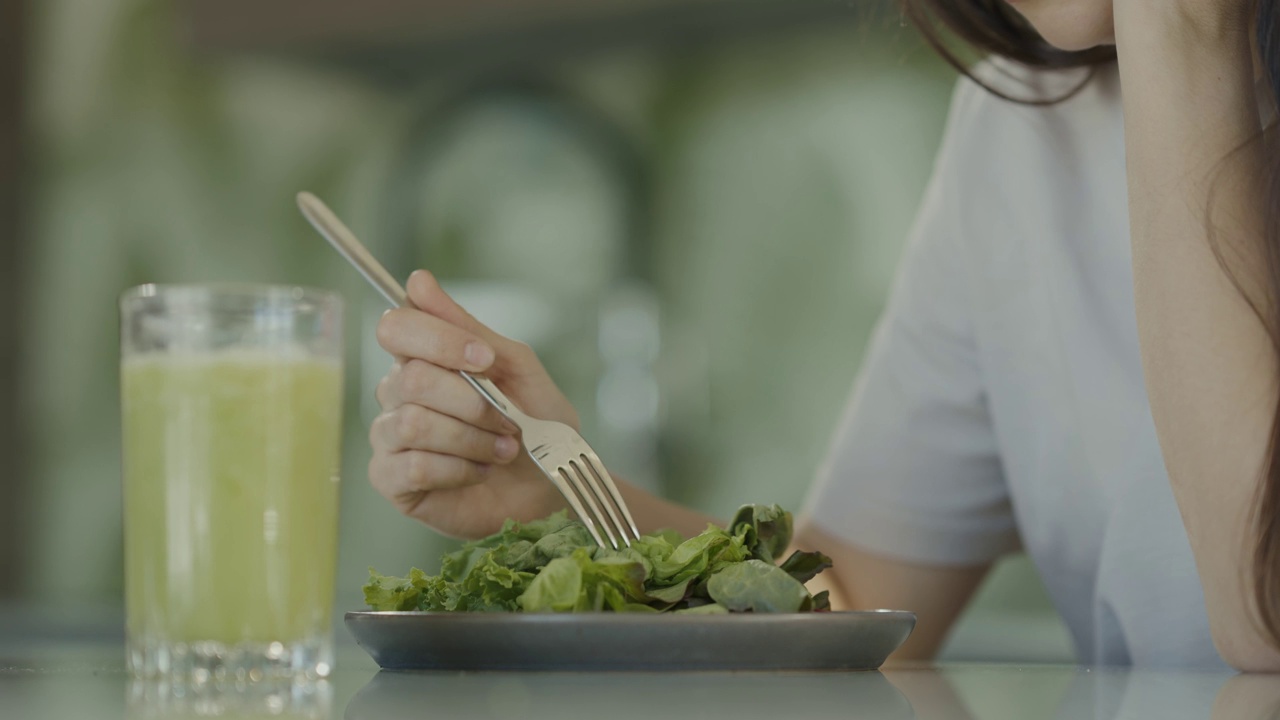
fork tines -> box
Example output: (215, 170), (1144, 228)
(557, 453), (640, 550)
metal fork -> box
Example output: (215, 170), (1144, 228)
(296, 191), (641, 549)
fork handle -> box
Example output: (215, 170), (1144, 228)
(298, 192), (410, 310)
(461, 373), (527, 426)
(297, 191), (527, 425)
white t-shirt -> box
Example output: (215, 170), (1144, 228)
(803, 61), (1230, 668)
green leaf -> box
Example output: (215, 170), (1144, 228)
(519, 556), (584, 612)
(643, 577), (693, 605)
(531, 522), (603, 563)
(512, 510), (579, 541)
(459, 551), (536, 611)
(648, 525), (745, 585)
(418, 574), (452, 611)
(591, 582), (630, 612)
(584, 553), (649, 600)
(778, 550), (834, 585)
(518, 548), (649, 612)
(728, 504), (794, 564)
(707, 559), (812, 613)
(363, 567), (428, 611)
(439, 545), (487, 583)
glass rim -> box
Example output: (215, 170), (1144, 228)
(119, 283), (342, 310)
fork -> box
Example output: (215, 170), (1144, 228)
(296, 191), (642, 549)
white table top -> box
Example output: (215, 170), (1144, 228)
(2, 638), (1273, 720)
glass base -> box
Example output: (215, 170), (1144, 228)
(127, 638), (332, 683)
(128, 676), (332, 719)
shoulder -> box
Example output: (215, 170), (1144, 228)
(918, 58), (1126, 270)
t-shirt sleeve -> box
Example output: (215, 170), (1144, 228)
(801, 77), (1020, 567)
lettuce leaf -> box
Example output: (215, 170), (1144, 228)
(363, 567), (429, 611)
(707, 559), (811, 613)
(728, 504), (793, 564)
(778, 549), (834, 585)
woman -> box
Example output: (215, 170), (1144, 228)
(368, 0), (1280, 670)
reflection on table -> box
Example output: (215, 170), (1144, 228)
(344, 670), (914, 720)
(126, 678), (333, 720)
(339, 664), (1280, 720)
(5, 641), (1280, 720)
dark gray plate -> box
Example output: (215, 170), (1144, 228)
(344, 610), (915, 671)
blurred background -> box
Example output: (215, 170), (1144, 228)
(0, 0), (1072, 662)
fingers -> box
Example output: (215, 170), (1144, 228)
(371, 404), (522, 465)
(386, 270), (546, 384)
(406, 270), (503, 346)
(377, 359), (518, 435)
(376, 306), (495, 373)
(369, 450), (491, 508)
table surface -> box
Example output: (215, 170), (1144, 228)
(3, 640), (1277, 720)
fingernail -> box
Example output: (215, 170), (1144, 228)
(465, 343), (495, 369)
(495, 436), (519, 461)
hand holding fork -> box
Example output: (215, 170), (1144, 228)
(298, 193), (639, 547)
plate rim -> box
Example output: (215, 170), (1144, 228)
(345, 608), (916, 623)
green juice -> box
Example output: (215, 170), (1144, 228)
(122, 352), (342, 647)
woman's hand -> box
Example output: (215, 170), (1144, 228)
(369, 270), (572, 539)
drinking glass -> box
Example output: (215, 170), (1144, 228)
(120, 284), (344, 681)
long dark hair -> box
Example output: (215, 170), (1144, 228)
(902, 0), (1280, 649)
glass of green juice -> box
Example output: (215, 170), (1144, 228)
(120, 284), (344, 682)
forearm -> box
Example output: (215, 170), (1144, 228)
(614, 477), (722, 539)
(793, 522), (990, 663)
(1116, 4), (1277, 668)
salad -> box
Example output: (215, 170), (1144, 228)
(364, 504), (833, 614)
